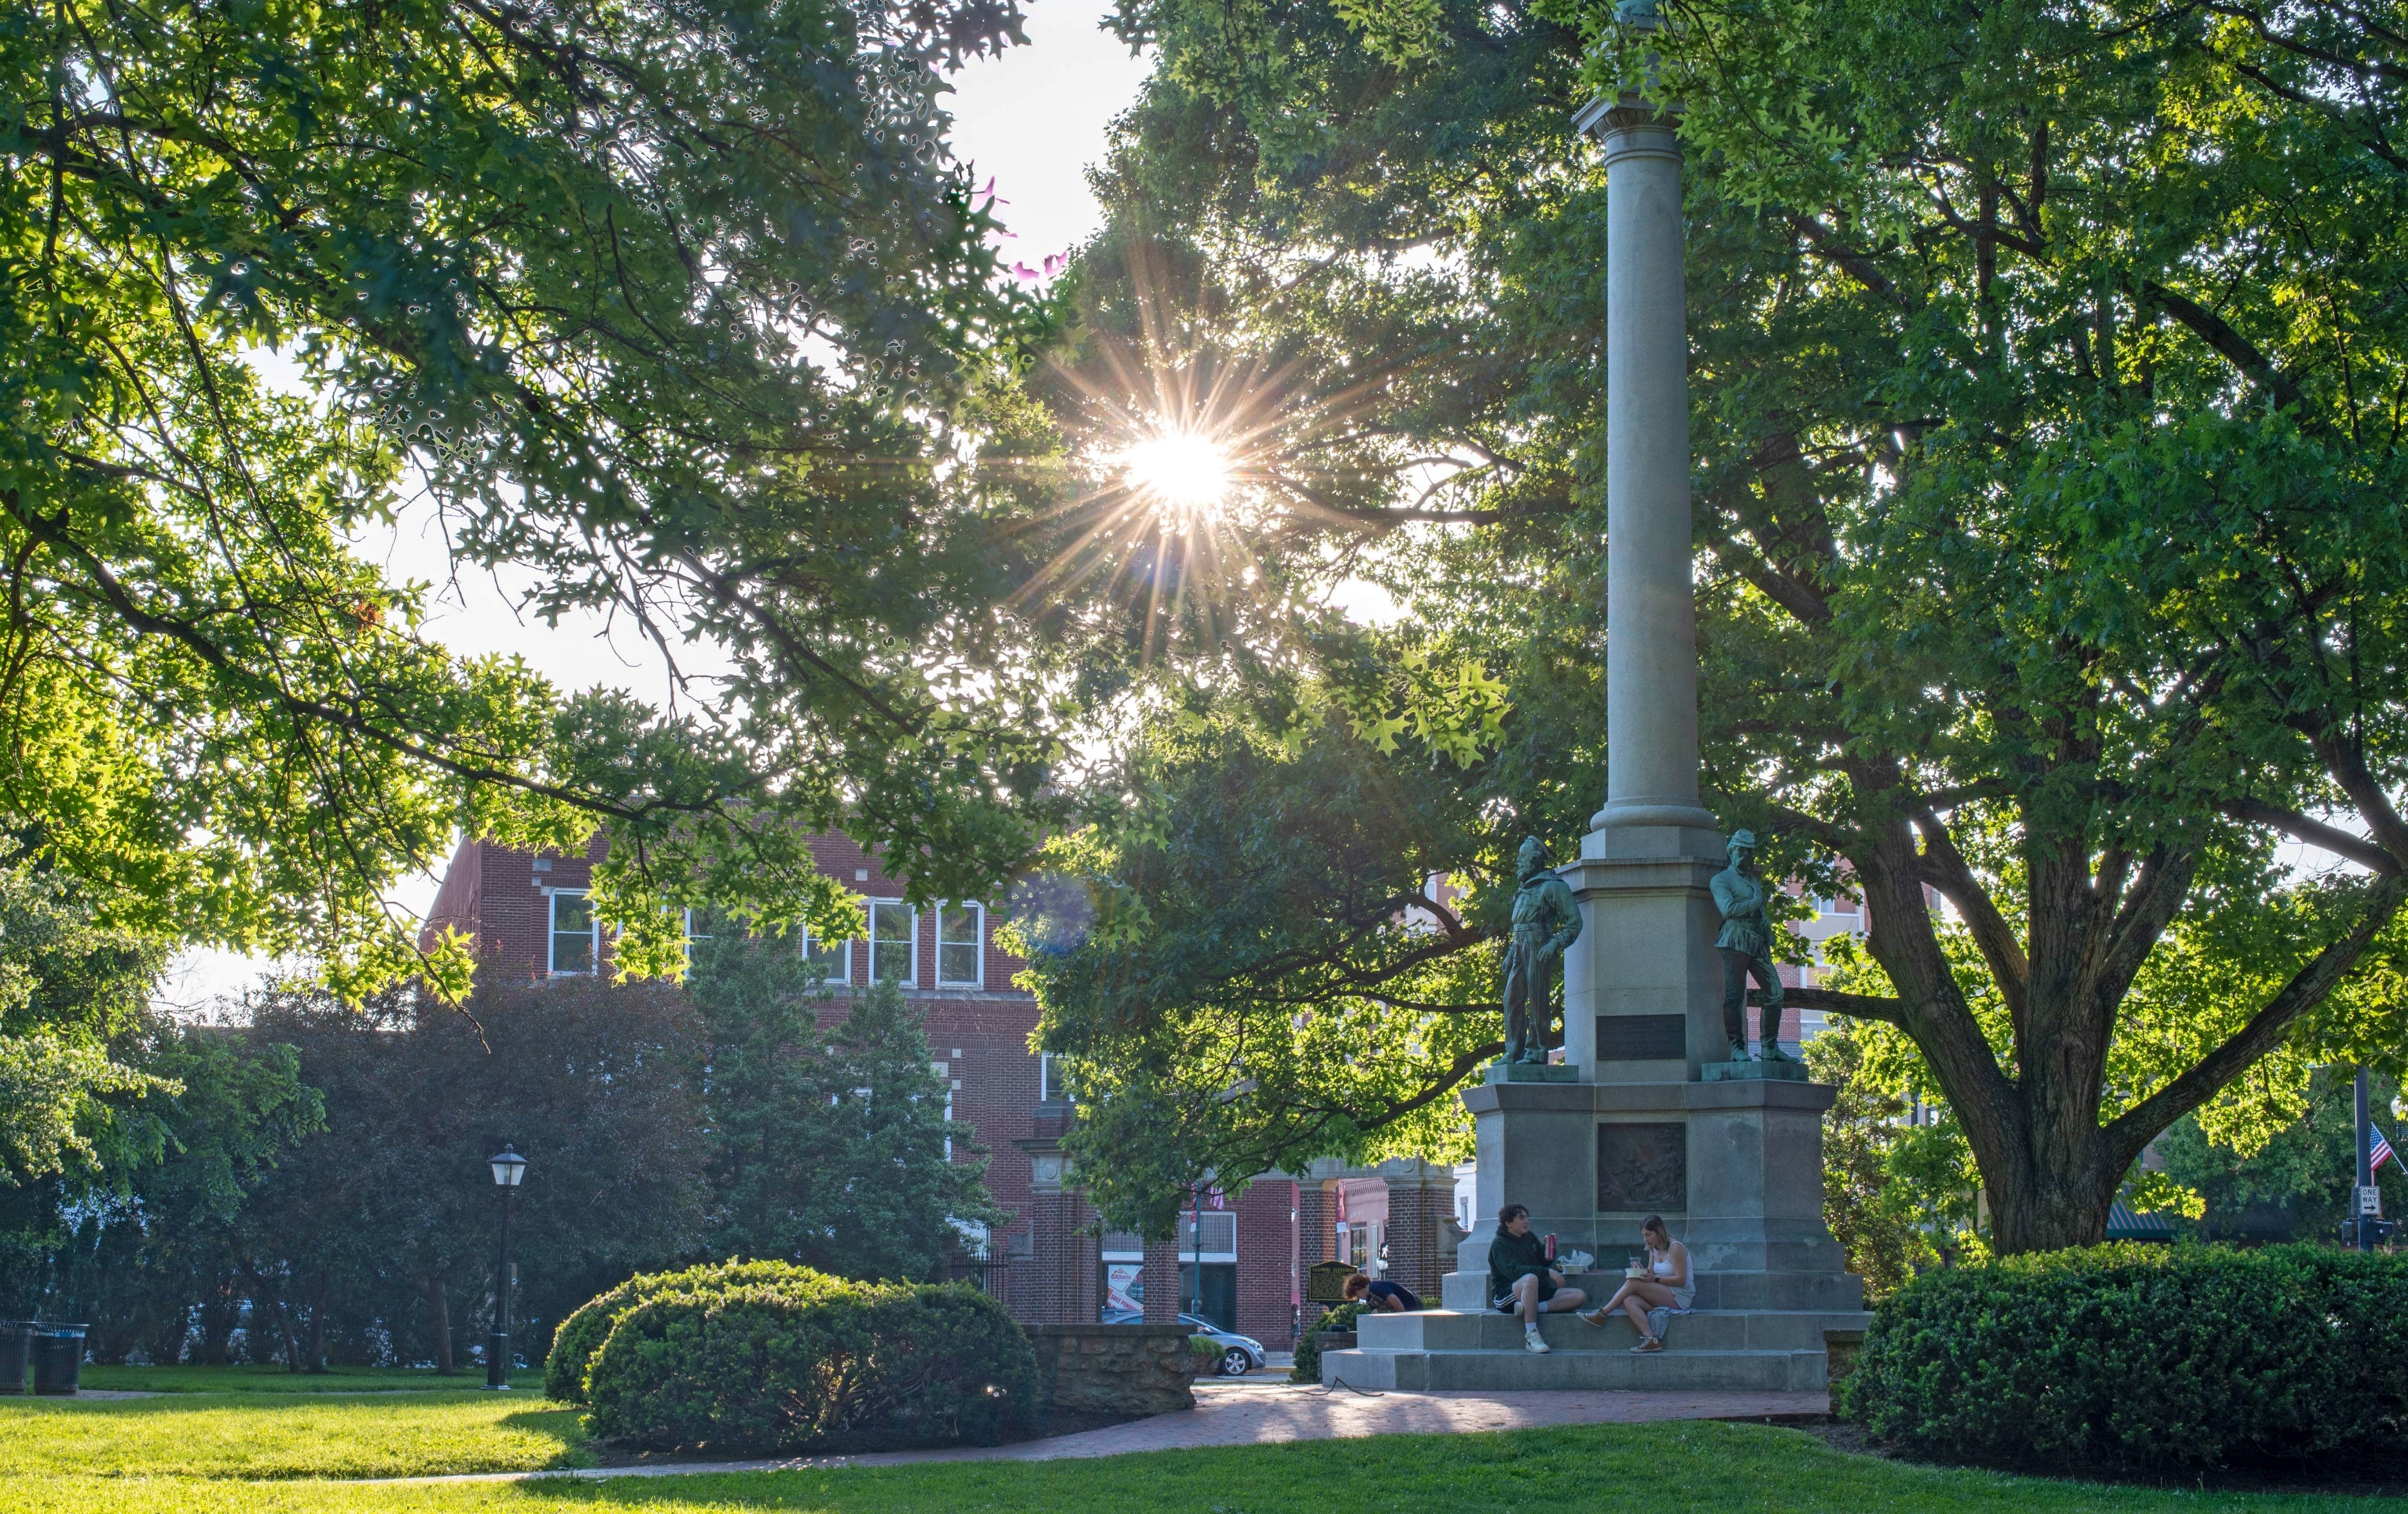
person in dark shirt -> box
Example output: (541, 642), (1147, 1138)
(1343, 1273), (1424, 1312)
(1487, 1203), (1586, 1353)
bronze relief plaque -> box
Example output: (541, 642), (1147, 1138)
(1596, 1121), (1687, 1212)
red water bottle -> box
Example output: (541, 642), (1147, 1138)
(1543, 1233), (1557, 1261)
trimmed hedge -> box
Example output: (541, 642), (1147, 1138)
(1843, 1243), (2408, 1472)
(544, 1260), (823, 1402)
(1287, 1300), (1368, 1383)
(583, 1267), (1036, 1454)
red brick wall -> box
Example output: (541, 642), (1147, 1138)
(1234, 1179), (1298, 1348)
(1021, 1187), (1099, 1325)
(1384, 1179), (1452, 1306)
(1140, 1238), (1181, 1324)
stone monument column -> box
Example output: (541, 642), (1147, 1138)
(1592, 100), (1719, 850)
(1353, 56), (1870, 1388)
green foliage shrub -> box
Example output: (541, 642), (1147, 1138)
(1287, 1301), (1368, 1384)
(544, 1260), (818, 1402)
(1844, 1244), (2408, 1472)
(583, 1264), (1036, 1453)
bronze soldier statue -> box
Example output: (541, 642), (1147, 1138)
(1502, 836), (1582, 1064)
(1711, 829), (1793, 1063)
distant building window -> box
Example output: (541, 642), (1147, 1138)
(938, 902), (983, 987)
(869, 900), (917, 985)
(684, 907), (713, 944)
(550, 891), (596, 976)
(801, 925), (850, 985)
(1041, 1052), (1076, 1104)
(1182, 1212), (1238, 1260)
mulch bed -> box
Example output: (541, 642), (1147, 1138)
(1730, 1414), (2408, 1499)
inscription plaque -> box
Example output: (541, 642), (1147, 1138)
(1597, 1121), (1687, 1211)
(1595, 1013), (1686, 1061)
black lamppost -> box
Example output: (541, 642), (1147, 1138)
(486, 1144), (527, 1389)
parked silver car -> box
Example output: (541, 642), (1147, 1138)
(1102, 1309), (1266, 1376)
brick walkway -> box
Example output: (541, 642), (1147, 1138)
(369, 1378), (1830, 1485)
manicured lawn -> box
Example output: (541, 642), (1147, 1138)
(2, 1388), (592, 1479)
(8, 1410), (2406, 1514)
(79, 1364), (546, 1394)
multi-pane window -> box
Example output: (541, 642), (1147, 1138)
(1040, 1052), (1076, 1104)
(869, 900), (917, 985)
(550, 891), (596, 976)
(801, 926), (850, 984)
(938, 902), (983, 987)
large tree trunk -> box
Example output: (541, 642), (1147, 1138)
(302, 1273), (329, 1374)
(196, 1279), (239, 1365)
(420, 1274), (455, 1375)
(1819, 792), (2408, 1255)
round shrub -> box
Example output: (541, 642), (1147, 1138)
(545, 1259), (826, 1402)
(584, 1271), (1036, 1454)
(1844, 1243), (2408, 1472)
(1287, 1300), (1368, 1384)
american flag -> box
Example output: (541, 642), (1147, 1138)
(2371, 1122), (2398, 1176)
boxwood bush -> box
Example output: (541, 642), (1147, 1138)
(583, 1268), (1036, 1453)
(1287, 1300), (1368, 1383)
(1843, 1243), (2408, 1472)
(544, 1259), (827, 1402)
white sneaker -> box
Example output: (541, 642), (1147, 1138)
(1524, 1328), (1551, 1354)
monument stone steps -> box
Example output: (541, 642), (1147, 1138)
(1358, 1306), (1866, 1355)
(1320, 1343), (1830, 1393)
(1439, 1268), (1865, 1314)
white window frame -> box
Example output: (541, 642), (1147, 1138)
(868, 899), (918, 987)
(1040, 1052), (1076, 1104)
(800, 924), (852, 985)
(1181, 1211), (1239, 1262)
(548, 890), (598, 977)
(936, 900), (984, 988)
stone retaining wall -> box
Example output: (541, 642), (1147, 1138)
(1026, 1323), (1198, 1415)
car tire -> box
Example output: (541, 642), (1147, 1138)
(1219, 1347), (1251, 1377)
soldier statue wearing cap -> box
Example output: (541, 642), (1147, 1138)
(1711, 830), (1793, 1063)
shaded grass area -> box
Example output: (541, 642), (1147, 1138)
(1, 1389), (593, 1479)
(80, 1365), (548, 1394)
(12, 1418), (2408, 1514)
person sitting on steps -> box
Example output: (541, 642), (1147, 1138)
(1579, 1214), (1693, 1352)
(1487, 1203), (1586, 1353)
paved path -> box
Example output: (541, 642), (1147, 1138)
(369, 1379), (1830, 1485)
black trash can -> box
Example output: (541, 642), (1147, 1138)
(0, 1321), (30, 1395)
(30, 1322), (87, 1396)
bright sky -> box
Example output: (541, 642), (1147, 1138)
(158, 2), (1156, 1011)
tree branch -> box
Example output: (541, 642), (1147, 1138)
(2104, 872), (2408, 1159)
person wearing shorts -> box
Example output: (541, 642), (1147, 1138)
(1487, 1203), (1585, 1353)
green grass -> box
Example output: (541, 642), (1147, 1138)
(78, 1364), (546, 1394)
(1, 1388), (593, 1479)
(6, 1409), (2406, 1514)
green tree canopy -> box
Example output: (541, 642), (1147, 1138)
(4, 0), (1072, 996)
(1013, 0), (2408, 1248)
(691, 936), (1001, 1281)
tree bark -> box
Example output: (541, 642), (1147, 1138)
(1840, 777), (2408, 1254)
(420, 1274), (455, 1375)
(302, 1272), (329, 1374)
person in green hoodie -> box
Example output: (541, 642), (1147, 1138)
(1488, 1204), (1586, 1353)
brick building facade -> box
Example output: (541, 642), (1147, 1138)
(420, 833), (1432, 1349)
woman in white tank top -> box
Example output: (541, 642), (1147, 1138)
(1579, 1214), (1693, 1351)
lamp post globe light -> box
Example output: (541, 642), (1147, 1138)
(486, 1144), (527, 1389)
